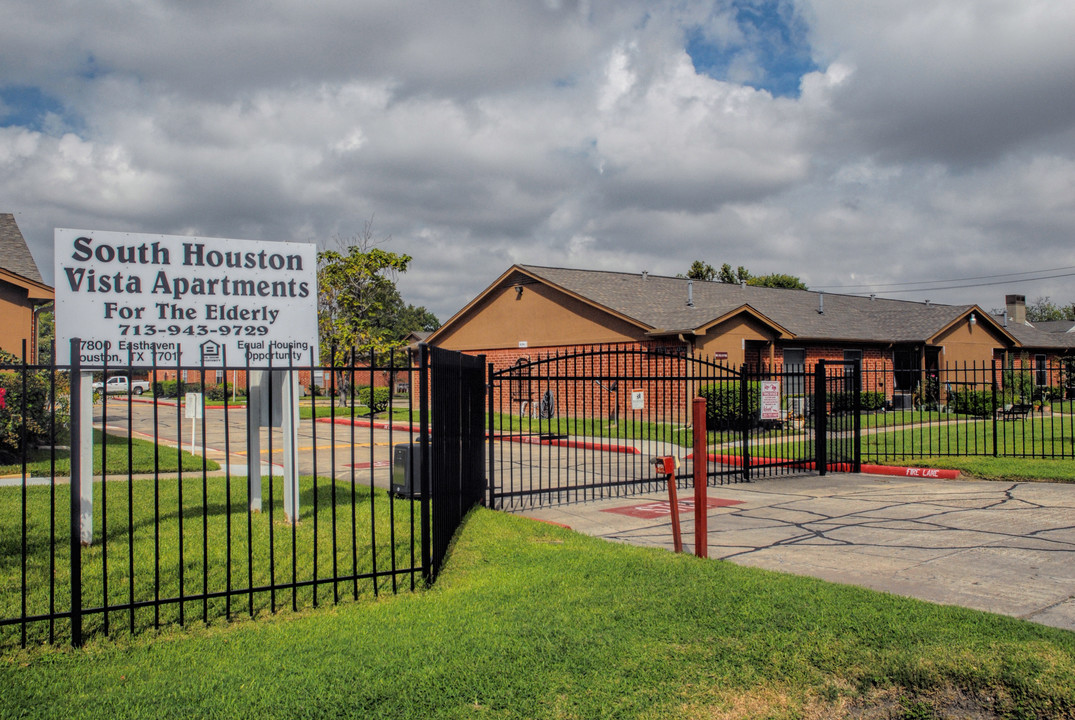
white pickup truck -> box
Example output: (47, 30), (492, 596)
(92, 376), (151, 395)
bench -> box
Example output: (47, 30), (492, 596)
(1000, 403), (1032, 420)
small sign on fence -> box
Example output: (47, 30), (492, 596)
(760, 380), (781, 421)
(631, 389), (645, 410)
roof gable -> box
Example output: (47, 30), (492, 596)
(0, 214), (46, 286)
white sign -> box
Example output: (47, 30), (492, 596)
(760, 380), (781, 420)
(184, 392), (204, 419)
(54, 229), (318, 366)
(631, 389), (645, 411)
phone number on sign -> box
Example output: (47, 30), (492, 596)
(117, 324), (270, 337)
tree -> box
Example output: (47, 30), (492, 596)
(686, 261), (807, 289)
(1026, 296), (1075, 322)
(686, 261), (717, 281)
(747, 273), (808, 290)
(318, 220), (440, 364)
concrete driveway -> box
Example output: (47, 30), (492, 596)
(518, 473), (1075, 632)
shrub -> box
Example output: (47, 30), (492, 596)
(357, 386), (392, 415)
(0, 352), (71, 463)
(829, 391), (885, 413)
(948, 389), (997, 417)
(698, 381), (760, 430)
(1001, 370), (1034, 404)
(204, 383), (236, 401)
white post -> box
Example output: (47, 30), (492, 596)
(247, 370), (263, 513)
(79, 372), (94, 545)
(282, 371), (300, 524)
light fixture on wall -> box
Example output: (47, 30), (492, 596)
(513, 284), (523, 299)
(969, 312), (977, 327)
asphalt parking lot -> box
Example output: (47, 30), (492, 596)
(92, 397), (419, 489)
(519, 473), (1075, 632)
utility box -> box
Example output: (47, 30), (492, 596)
(391, 443), (424, 498)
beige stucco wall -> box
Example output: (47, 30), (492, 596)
(693, 315), (776, 367)
(934, 315), (1008, 367)
(433, 281), (646, 352)
(0, 281), (35, 358)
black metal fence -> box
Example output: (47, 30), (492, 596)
(486, 347), (860, 511)
(0, 341), (484, 649)
(860, 359), (1075, 461)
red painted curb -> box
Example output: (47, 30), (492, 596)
(316, 416), (420, 433)
(684, 452), (960, 480)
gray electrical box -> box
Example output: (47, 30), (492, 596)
(391, 443), (423, 498)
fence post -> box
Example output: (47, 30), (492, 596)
(692, 396), (708, 558)
(739, 364), (750, 482)
(487, 361), (495, 509)
(991, 361), (999, 458)
(853, 359), (862, 474)
(68, 338), (83, 647)
(814, 361), (827, 476)
(419, 344), (431, 582)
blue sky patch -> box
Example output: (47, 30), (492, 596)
(686, 0), (817, 98)
(0, 86), (74, 132)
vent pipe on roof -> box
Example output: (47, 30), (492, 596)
(925, 299), (931, 307)
(687, 279), (694, 307)
(740, 280), (746, 289)
(642, 270), (648, 281)
(1002, 309), (1008, 328)
(870, 293), (876, 301)
(817, 292), (824, 314)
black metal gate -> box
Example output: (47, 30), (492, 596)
(487, 346), (859, 511)
(813, 359), (862, 475)
(426, 346), (486, 576)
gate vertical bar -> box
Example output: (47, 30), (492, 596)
(853, 359), (862, 473)
(68, 338), (83, 647)
(419, 344), (431, 582)
(486, 361), (495, 508)
(815, 361), (827, 476)
(740, 364), (750, 482)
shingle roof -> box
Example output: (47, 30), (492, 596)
(0, 214), (45, 284)
(516, 265), (981, 344)
(991, 317), (1075, 349)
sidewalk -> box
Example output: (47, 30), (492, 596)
(517, 472), (1075, 632)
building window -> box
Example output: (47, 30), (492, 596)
(1035, 355), (1048, 387)
(782, 348), (805, 397)
(215, 369), (224, 384)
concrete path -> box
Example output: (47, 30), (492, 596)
(517, 473), (1075, 632)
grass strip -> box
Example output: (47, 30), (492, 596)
(0, 430), (216, 477)
(3, 508), (1074, 719)
(0, 476), (421, 649)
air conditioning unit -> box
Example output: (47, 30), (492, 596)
(787, 396), (806, 418)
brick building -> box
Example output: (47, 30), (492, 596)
(0, 214), (54, 362)
(427, 265), (1075, 406)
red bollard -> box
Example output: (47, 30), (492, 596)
(692, 396), (708, 558)
(653, 456), (683, 553)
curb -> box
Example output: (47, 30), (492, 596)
(686, 451), (960, 480)
(316, 416), (420, 433)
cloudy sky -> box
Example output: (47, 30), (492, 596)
(4, 0), (1075, 321)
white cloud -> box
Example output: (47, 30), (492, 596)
(3, 0), (1075, 319)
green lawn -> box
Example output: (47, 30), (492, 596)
(863, 414), (1074, 459)
(0, 476), (422, 649)
(3, 508), (1074, 719)
(0, 430), (216, 477)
